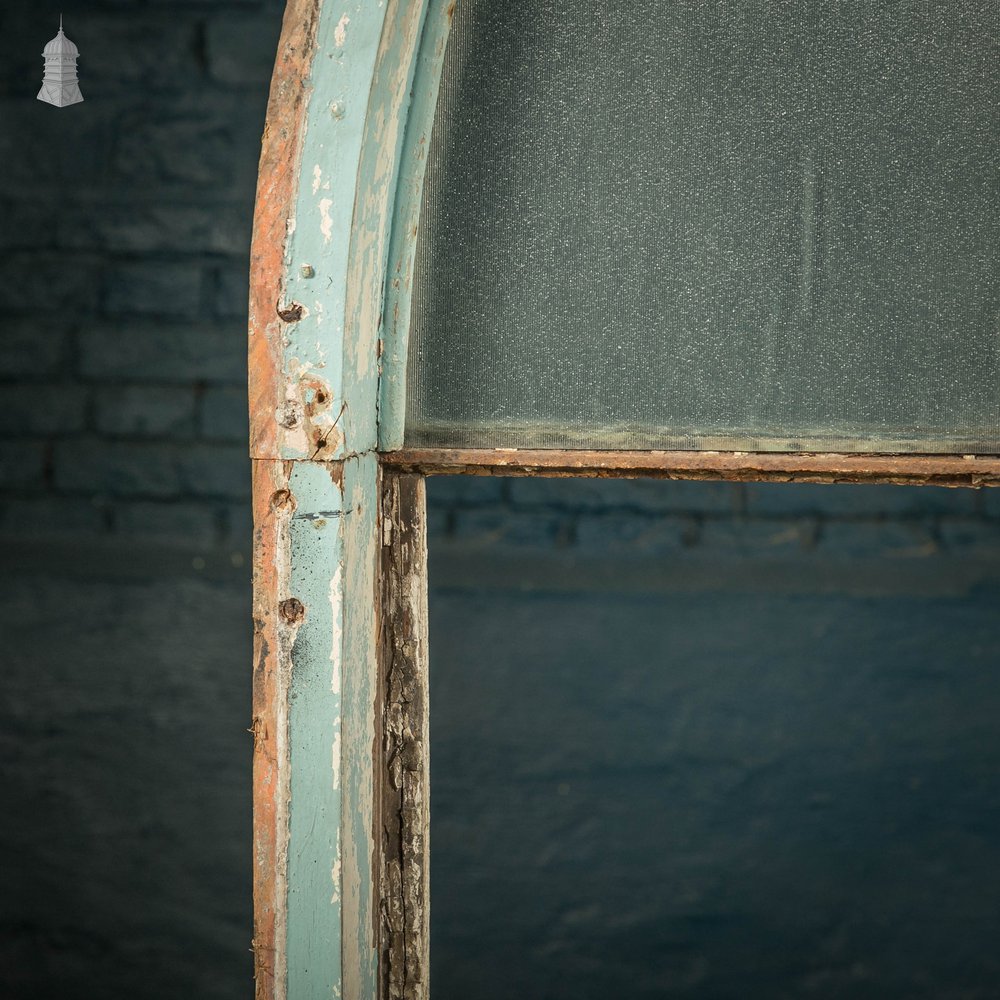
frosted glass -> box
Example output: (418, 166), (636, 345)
(404, 1), (1000, 452)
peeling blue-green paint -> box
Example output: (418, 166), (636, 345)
(287, 459), (346, 1000)
(273, 2), (436, 998)
(279, 1), (390, 462)
(379, 0), (454, 452)
(339, 453), (379, 1000)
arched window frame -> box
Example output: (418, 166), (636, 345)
(248, 3), (1000, 998)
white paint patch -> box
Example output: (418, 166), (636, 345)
(334, 13), (349, 47)
(319, 197), (334, 243)
(330, 856), (342, 904)
(329, 565), (343, 694)
(311, 164), (322, 195)
(331, 731), (341, 790)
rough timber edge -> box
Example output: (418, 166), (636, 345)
(377, 472), (431, 1000)
(249, 0), (322, 461)
(249, 0), (432, 463)
(384, 448), (1000, 488)
(249, 2), (434, 999)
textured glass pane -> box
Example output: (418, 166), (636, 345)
(404, 1), (999, 452)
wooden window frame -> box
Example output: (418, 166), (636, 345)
(248, 3), (1000, 998)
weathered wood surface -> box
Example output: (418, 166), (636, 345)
(251, 459), (294, 1000)
(250, 0), (431, 462)
(249, 1), (434, 998)
(251, 455), (381, 1000)
(379, 0), (456, 450)
(249, 0), (321, 461)
(384, 448), (1000, 488)
(378, 472), (430, 1000)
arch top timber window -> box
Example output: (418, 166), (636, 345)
(248, 3), (1000, 998)
(403, 0), (1000, 453)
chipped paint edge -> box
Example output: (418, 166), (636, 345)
(286, 459), (349, 999)
(378, 0), (455, 451)
(251, 2), (435, 998)
(343, 0), (432, 461)
(340, 454), (381, 1000)
(252, 459), (301, 1000)
(249, 0), (323, 460)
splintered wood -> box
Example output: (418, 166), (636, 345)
(378, 472), (430, 1000)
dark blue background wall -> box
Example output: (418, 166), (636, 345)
(1, 3), (999, 998)
(426, 476), (1000, 999)
(0, 2), (281, 997)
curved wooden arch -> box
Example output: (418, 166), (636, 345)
(248, 6), (1000, 999)
(249, 3), (438, 998)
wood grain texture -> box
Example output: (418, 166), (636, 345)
(250, 3), (433, 996)
(251, 458), (295, 1000)
(377, 471), (430, 1000)
(383, 448), (1000, 488)
(248, 0), (321, 460)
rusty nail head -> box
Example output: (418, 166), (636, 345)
(279, 598), (305, 624)
(271, 489), (296, 513)
(277, 301), (304, 323)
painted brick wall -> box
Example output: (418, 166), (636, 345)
(428, 475), (1000, 562)
(0, 5), (283, 999)
(0, 0), (284, 555)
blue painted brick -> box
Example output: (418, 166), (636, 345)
(111, 94), (262, 192)
(818, 520), (939, 559)
(978, 489), (1000, 518)
(54, 440), (182, 498)
(699, 517), (819, 556)
(0, 254), (101, 314)
(425, 505), (451, 543)
(0, 98), (115, 199)
(200, 386), (248, 442)
(0, 319), (70, 377)
(79, 16), (201, 93)
(745, 481), (974, 517)
(0, 384), (88, 436)
(0, 496), (109, 540)
(939, 517), (1000, 555)
(223, 502), (255, 549)
(0, 200), (57, 252)
(207, 13), (283, 85)
(95, 386), (197, 438)
(507, 477), (740, 514)
(59, 203), (251, 257)
(451, 508), (573, 548)
(426, 475), (505, 506)
(575, 513), (694, 552)
(0, 441), (48, 489)
(79, 322), (246, 383)
(177, 445), (250, 500)
(115, 500), (220, 548)
(104, 262), (204, 319)
(213, 265), (250, 319)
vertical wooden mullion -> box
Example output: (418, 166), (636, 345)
(250, 2), (438, 995)
(377, 470), (431, 1000)
(251, 458), (293, 1000)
